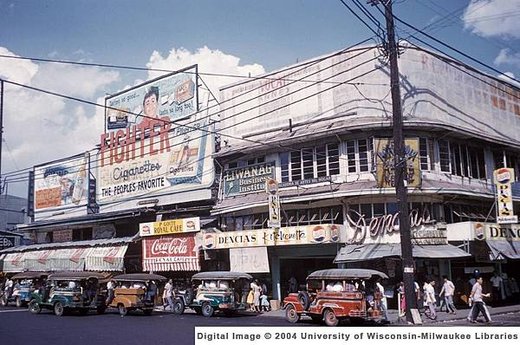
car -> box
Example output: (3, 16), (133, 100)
(173, 271), (252, 317)
(108, 273), (167, 316)
(282, 268), (388, 326)
(28, 271), (110, 316)
(1, 271), (48, 307)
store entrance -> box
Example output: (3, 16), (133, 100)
(279, 258), (334, 299)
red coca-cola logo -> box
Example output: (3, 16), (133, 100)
(150, 237), (189, 255)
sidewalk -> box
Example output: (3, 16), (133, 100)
(256, 304), (520, 325)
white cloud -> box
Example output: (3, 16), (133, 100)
(494, 48), (520, 68)
(462, 0), (520, 39)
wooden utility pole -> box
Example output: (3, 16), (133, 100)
(379, 0), (420, 324)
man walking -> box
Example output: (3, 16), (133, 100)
(468, 276), (492, 323)
(424, 279), (437, 320)
(439, 275), (456, 314)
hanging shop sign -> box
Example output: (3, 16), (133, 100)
(202, 224), (342, 250)
(139, 217), (200, 237)
(0, 236), (16, 250)
(268, 194), (281, 228)
(494, 168), (518, 224)
(223, 162), (275, 196)
(142, 233), (200, 271)
(374, 138), (421, 188)
(345, 208), (444, 245)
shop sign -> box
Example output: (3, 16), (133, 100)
(0, 236), (15, 250)
(345, 208), (441, 244)
(374, 138), (421, 188)
(142, 233), (200, 271)
(278, 176), (331, 188)
(268, 194), (281, 228)
(494, 168), (517, 224)
(474, 222), (520, 241)
(223, 162), (275, 196)
(229, 247), (270, 273)
(139, 217), (200, 237)
(201, 224), (342, 250)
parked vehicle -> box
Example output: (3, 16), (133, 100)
(1, 271), (48, 307)
(283, 268), (388, 326)
(173, 271), (252, 317)
(28, 271), (110, 316)
(108, 273), (167, 316)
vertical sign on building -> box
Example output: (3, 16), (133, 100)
(266, 178), (281, 228)
(494, 168), (518, 224)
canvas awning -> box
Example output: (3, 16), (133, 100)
(2, 252), (27, 272)
(334, 243), (470, 263)
(84, 245), (128, 271)
(486, 240), (520, 260)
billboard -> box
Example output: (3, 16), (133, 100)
(33, 153), (89, 214)
(494, 168), (518, 224)
(374, 138), (421, 188)
(98, 118), (214, 204)
(105, 65), (198, 131)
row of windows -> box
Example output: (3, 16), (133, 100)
(225, 138), (520, 183)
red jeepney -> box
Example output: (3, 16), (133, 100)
(283, 268), (388, 326)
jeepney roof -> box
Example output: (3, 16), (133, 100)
(307, 268), (388, 280)
(48, 271), (111, 282)
(113, 273), (167, 282)
(11, 271), (49, 280)
(191, 271), (253, 281)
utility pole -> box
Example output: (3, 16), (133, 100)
(370, 0), (420, 323)
(0, 79), (4, 194)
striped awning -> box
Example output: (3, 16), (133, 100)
(143, 257), (200, 272)
(2, 252), (26, 272)
(85, 245), (128, 271)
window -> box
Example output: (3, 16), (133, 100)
(438, 139), (451, 172)
(282, 143), (340, 182)
(419, 138), (433, 171)
(227, 156), (265, 170)
(346, 139), (372, 173)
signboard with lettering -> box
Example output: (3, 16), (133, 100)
(223, 162), (275, 196)
(494, 168), (518, 224)
(0, 236), (16, 250)
(375, 138), (421, 188)
(229, 247), (270, 273)
(473, 222), (520, 242)
(139, 217), (200, 237)
(142, 233), (200, 271)
(202, 224), (342, 250)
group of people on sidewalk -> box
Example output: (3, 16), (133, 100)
(246, 279), (270, 312)
(395, 274), (494, 323)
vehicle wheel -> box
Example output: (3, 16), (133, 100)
(29, 300), (41, 314)
(79, 308), (89, 316)
(118, 304), (128, 316)
(96, 306), (106, 315)
(297, 291), (311, 311)
(184, 288), (194, 306)
(143, 309), (153, 316)
(201, 302), (214, 317)
(193, 307), (202, 315)
(285, 304), (300, 323)
(54, 302), (64, 317)
(173, 299), (185, 315)
(323, 309), (339, 327)
(15, 296), (22, 308)
(0, 295), (7, 306)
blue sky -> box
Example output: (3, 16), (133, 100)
(0, 0), (519, 197)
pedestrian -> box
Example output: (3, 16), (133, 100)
(424, 279), (437, 320)
(468, 276), (492, 323)
(251, 279), (262, 312)
(260, 293), (270, 312)
(105, 280), (115, 305)
(288, 276), (298, 294)
(164, 279), (174, 311)
(490, 272), (503, 306)
(375, 278), (388, 322)
(246, 288), (254, 311)
(397, 282), (406, 317)
(147, 280), (158, 303)
(439, 275), (456, 314)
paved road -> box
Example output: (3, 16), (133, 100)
(1, 305), (519, 345)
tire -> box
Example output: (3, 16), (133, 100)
(184, 288), (194, 306)
(118, 304), (128, 316)
(324, 308), (339, 327)
(285, 304), (300, 323)
(15, 296), (22, 308)
(143, 309), (153, 316)
(54, 302), (64, 317)
(297, 291), (311, 311)
(29, 300), (41, 314)
(201, 302), (214, 317)
(173, 299), (185, 315)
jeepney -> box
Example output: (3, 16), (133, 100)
(28, 271), (109, 316)
(0, 271), (48, 307)
(108, 273), (167, 316)
(173, 271), (252, 317)
(283, 268), (388, 326)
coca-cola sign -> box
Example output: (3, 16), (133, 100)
(143, 233), (196, 259)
